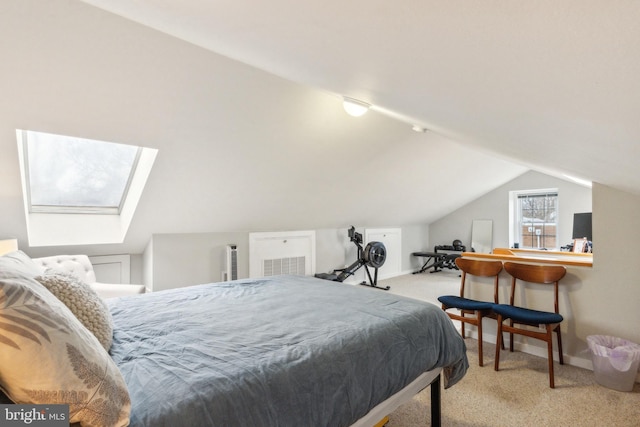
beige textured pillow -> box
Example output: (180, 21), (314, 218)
(35, 271), (113, 351)
(0, 269), (130, 427)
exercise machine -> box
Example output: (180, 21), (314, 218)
(412, 239), (466, 274)
(315, 226), (390, 290)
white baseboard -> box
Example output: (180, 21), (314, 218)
(463, 329), (592, 367)
(463, 329), (640, 383)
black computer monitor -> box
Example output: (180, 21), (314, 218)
(572, 212), (592, 241)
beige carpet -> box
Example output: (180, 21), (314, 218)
(378, 273), (640, 427)
(387, 338), (640, 426)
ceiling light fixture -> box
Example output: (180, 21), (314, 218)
(412, 125), (427, 133)
(343, 97), (371, 117)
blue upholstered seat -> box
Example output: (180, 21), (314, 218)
(438, 295), (494, 311)
(492, 304), (563, 325)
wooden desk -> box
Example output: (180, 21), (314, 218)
(462, 248), (593, 268)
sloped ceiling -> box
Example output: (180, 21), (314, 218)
(78, 0), (640, 196)
(2, 0), (531, 255)
(10, 1), (633, 254)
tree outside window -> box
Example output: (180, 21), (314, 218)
(514, 191), (558, 250)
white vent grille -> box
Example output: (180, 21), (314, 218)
(249, 230), (316, 278)
(263, 256), (306, 276)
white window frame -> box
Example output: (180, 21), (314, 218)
(16, 129), (158, 247)
(21, 130), (142, 215)
(509, 188), (559, 250)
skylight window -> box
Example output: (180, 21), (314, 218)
(16, 129), (158, 247)
(22, 130), (141, 214)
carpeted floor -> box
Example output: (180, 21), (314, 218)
(378, 273), (640, 427)
(387, 339), (640, 426)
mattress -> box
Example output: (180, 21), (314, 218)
(108, 275), (468, 427)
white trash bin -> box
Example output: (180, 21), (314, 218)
(587, 335), (640, 392)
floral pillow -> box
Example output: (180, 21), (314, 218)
(0, 268), (130, 426)
(35, 270), (114, 351)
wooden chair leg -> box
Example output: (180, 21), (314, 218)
(494, 321), (505, 350)
(555, 324), (564, 365)
(546, 325), (555, 388)
(509, 319), (514, 352)
(494, 315), (503, 371)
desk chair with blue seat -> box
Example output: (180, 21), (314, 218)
(493, 262), (567, 388)
(438, 257), (504, 366)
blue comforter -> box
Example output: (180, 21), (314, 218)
(108, 275), (468, 427)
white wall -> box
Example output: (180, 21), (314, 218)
(561, 183), (640, 366)
(587, 184), (640, 340)
(145, 224), (429, 290)
(148, 232), (248, 292)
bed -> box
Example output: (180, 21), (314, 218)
(108, 275), (468, 427)
(0, 249), (468, 427)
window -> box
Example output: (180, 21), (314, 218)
(22, 130), (141, 214)
(510, 189), (559, 250)
(16, 129), (158, 247)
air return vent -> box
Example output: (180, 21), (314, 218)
(249, 230), (316, 278)
(263, 256), (306, 276)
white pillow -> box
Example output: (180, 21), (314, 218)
(0, 250), (43, 277)
(35, 270), (114, 351)
(0, 268), (130, 426)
